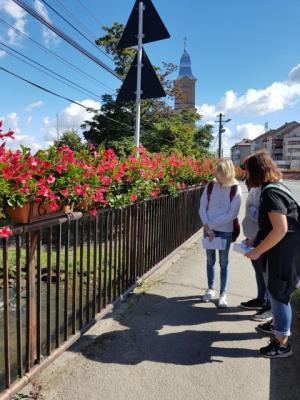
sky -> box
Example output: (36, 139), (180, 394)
(1, 0), (300, 155)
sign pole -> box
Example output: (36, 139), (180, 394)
(135, 1), (144, 151)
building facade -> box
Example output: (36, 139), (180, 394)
(231, 139), (252, 166)
(174, 45), (196, 112)
(250, 122), (300, 169)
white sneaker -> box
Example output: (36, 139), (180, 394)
(218, 293), (228, 308)
(202, 289), (215, 303)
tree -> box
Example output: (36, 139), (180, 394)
(82, 22), (213, 157)
(54, 129), (84, 151)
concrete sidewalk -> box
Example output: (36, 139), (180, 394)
(19, 186), (300, 400)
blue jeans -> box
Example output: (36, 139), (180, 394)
(206, 231), (232, 294)
(264, 269), (291, 337)
(269, 295), (292, 337)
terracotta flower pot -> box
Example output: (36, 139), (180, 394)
(6, 201), (71, 224)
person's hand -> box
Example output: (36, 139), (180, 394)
(245, 248), (261, 260)
(208, 231), (215, 241)
(243, 238), (254, 247)
(203, 224), (209, 233)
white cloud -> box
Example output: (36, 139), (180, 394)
(0, 112), (42, 153)
(197, 64), (300, 120)
(24, 100), (44, 112)
(34, 0), (59, 48)
(288, 64), (300, 83)
(0, 0), (27, 45)
(235, 123), (264, 140)
(42, 99), (100, 143)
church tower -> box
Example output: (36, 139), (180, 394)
(174, 40), (197, 112)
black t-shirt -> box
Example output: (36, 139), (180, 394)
(257, 182), (300, 242)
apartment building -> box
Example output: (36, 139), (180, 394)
(231, 138), (252, 166)
(249, 121), (300, 169)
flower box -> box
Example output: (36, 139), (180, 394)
(5, 201), (72, 224)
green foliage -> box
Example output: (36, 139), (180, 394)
(54, 129), (84, 151)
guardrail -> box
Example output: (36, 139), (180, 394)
(0, 186), (203, 397)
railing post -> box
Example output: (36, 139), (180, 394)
(26, 231), (39, 370)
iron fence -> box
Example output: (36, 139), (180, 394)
(0, 186), (203, 396)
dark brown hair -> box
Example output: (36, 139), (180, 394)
(244, 151), (282, 187)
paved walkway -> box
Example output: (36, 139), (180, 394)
(19, 185), (300, 400)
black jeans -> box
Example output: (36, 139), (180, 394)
(252, 256), (269, 306)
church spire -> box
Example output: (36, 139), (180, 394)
(178, 37), (196, 80)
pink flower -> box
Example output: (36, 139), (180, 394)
(130, 194), (138, 202)
(60, 188), (69, 197)
(0, 226), (12, 238)
(47, 175), (55, 184)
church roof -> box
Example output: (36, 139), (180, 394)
(178, 49), (196, 80)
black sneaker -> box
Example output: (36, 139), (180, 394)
(259, 339), (293, 358)
(240, 298), (265, 310)
(251, 308), (272, 322)
(256, 321), (274, 335)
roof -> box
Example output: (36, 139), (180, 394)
(231, 138), (252, 150)
(253, 121), (300, 142)
(177, 49), (196, 80)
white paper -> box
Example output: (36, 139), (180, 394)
(233, 242), (254, 255)
(202, 237), (226, 250)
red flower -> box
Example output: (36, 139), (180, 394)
(47, 202), (60, 212)
(0, 226), (12, 238)
(89, 208), (97, 217)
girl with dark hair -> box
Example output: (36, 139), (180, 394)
(244, 151), (300, 358)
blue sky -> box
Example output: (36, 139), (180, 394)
(1, 0), (300, 154)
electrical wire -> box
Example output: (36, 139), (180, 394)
(0, 41), (106, 103)
(39, 0), (114, 62)
(75, 0), (104, 28)
(0, 66), (135, 130)
(51, 0), (101, 41)
(0, 17), (115, 93)
(11, 0), (121, 80)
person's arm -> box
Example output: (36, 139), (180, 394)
(208, 186), (242, 229)
(245, 212), (288, 260)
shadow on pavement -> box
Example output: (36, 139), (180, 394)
(70, 292), (260, 366)
(269, 304), (300, 400)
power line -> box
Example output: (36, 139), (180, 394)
(39, 0), (114, 62)
(0, 66), (134, 131)
(0, 41), (106, 103)
(0, 17), (115, 93)
(0, 66), (156, 142)
(0, 41), (145, 124)
(75, 0), (104, 28)
(11, 0), (121, 80)
(52, 0), (101, 41)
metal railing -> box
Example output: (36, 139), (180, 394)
(0, 186), (203, 396)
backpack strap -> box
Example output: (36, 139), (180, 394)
(230, 184), (238, 202)
(262, 183), (300, 207)
(206, 181), (214, 203)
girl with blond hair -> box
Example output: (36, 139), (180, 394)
(199, 158), (242, 307)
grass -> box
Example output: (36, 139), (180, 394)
(0, 242), (122, 280)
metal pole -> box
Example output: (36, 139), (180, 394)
(218, 113), (223, 158)
(135, 1), (144, 151)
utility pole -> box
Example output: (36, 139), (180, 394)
(56, 113), (60, 140)
(215, 113), (231, 158)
